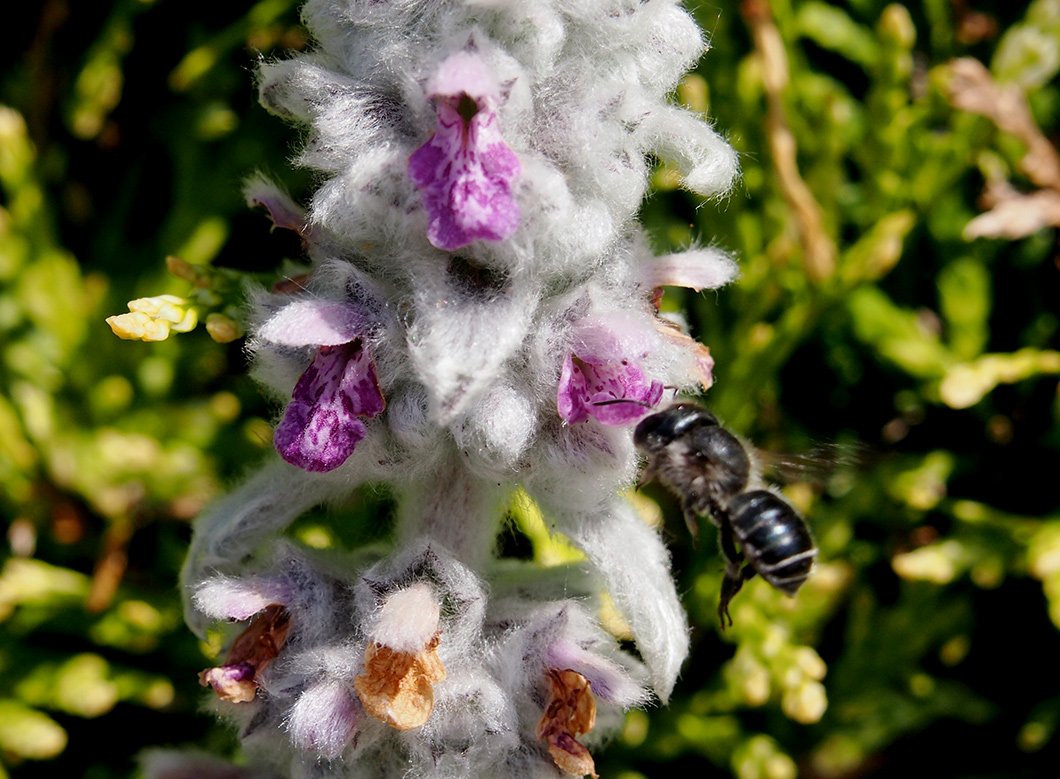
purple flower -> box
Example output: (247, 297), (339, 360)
(557, 315), (664, 426)
(258, 300), (386, 472)
(408, 51), (521, 251)
(275, 341), (384, 472)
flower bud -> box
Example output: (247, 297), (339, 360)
(107, 295), (197, 341)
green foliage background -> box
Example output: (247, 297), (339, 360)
(1, 1), (1058, 777)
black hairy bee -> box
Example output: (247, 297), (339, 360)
(633, 403), (817, 628)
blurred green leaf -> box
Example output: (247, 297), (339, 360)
(0, 700), (67, 761)
(938, 257), (991, 360)
(0, 559), (90, 623)
(796, 2), (880, 69)
(847, 286), (954, 379)
(992, 0), (1060, 90)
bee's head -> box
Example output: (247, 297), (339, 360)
(633, 403), (718, 452)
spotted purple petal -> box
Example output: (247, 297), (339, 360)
(275, 340), (385, 472)
(557, 353), (663, 426)
(409, 52), (521, 250)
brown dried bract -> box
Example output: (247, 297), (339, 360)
(945, 58), (1060, 240)
(947, 58), (1060, 193)
(742, 0), (837, 282)
(537, 669), (599, 779)
(354, 633), (446, 731)
(199, 604), (292, 703)
(965, 184), (1060, 240)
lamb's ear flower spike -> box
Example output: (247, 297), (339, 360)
(174, 0), (742, 774)
(408, 50), (522, 250)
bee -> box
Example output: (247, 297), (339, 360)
(633, 403), (817, 628)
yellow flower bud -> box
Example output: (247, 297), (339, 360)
(106, 312), (172, 342)
(107, 295), (198, 341)
(127, 294), (186, 321)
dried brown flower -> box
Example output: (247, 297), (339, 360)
(537, 669), (599, 779)
(354, 633), (447, 731)
(199, 604), (291, 703)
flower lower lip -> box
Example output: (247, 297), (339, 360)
(275, 339), (386, 472)
(408, 53), (521, 251)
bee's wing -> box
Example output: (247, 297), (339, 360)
(753, 442), (869, 486)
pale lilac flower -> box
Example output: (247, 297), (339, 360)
(486, 600), (647, 776)
(557, 315), (664, 426)
(287, 680), (362, 759)
(257, 299), (385, 472)
(635, 247), (739, 293)
(244, 172), (308, 237)
(408, 50), (521, 250)
(193, 575), (298, 703)
(546, 639), (644, 706)
(194, 574), (294, 622)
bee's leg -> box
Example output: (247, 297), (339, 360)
(718, 517), (741, 565)
(680, 499), (700, 544)
(718, 565), (756, 629)
(717, 521), (755, 629)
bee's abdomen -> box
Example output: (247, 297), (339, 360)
(729, 490), (816, 595)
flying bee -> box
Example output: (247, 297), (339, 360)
(633, 403), (817, 628)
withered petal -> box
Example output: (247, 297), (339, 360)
(354, 635), (446, 731)
(200, 604), (291, 704)
(537, 669), (599, 778)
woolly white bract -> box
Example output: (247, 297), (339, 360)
(175, 1), (738, 777)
